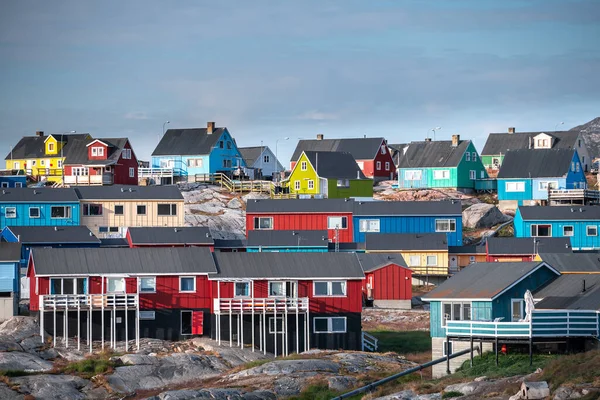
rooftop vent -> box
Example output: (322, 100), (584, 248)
(36, 131), (44, 137)
(508, 127), (516, 134)
(54, 227), (57, 231)
(121, 188), (124, 193)
(316, 134), (324, 140)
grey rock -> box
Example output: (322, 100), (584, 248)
(56, 349), (86, 362)
(0, 383), (24, 400)
(0, 316), (48, 354)
(553, 387), (573, 400)
(273, 376), (307, 396)
(473, 376), (488, 382)
(462, 203), (511, 229)
(113, 353), (161, 366)
(227, 197), (242, 209)
(11, 374), (89, 400)
(149, 388), (277, 400)
(376, 391), (442, 400)
(0, 351), (53, 373)
(37, 348), (60, 360)
(444, 381), (480, 395)
(327, 375), (357, 392)
(230, 359), (340, 378)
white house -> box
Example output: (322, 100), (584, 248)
(238, 146), (284, 180)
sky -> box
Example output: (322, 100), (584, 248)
(1, 0), (599, 164)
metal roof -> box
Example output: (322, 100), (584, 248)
(213, 239), (247, 249)
(497, 149), (574, 179)
(212, 252), (364, 279)
(538, 253), (600, 273)
(151, 127), (226, 156)
(290, 137), (385, 162)
(246, 230), (329, 247)
(99, 238), (130, 248)
(518, 205), (600, 221)
(0, 242), (22, 262)
(534, 274), (600, 310)
(396, 140), (471, 168)
(31, 247), (217, 276)
(127, 227), (213, 245)
(353, 200), (461, 216)
(303, 151), (367, 179)
(0, 188), (79, 203)
(74, 185), (183, 201)
(482, 130), (579, 155)
(4, 134), (90, 160)
(246, 198), (355, 214)
(238, 146), (266, 167)
(487, 237), (572, 255)
(365, 233), (448, 251)
(448, 245), (486, 254)
(7, 226), (100, 245)
(356, 252), (409, 272)
(64, 137), (130, 166)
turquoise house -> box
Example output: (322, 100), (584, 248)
(0, 243), (22, 321)
(0, 188), (80, 228)
(246, 230), (329, 252)
(151, 122), (246, 180)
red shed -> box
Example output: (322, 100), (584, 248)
(357, 253), (412, 309)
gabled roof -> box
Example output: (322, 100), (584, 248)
(538, 253), (600, 273)
(6, 226), (100, 245)
(74, 185), (183, 201)
(127, 227), (213, 246)
(497, 149), (575, 179)
(4, 134), (89, 160)
(238, 147), (266, 167)
(31, 247), (217, 276)
(424, 261), (559, 300)
(0, 188), (79, 203)
(64, 137), (131, 166)
(482, 130), (580, 155)
(356, 253), (409, 272)
(487, 237), (572, 255)
(448, 245), (486, 254)
(246, 230), (329, 248)
(353, 200), (461, 216)
(396, 140), (472, 168)
(534, 274), (600, 310)
(151, 127), (226, 156)
(365, 233), (448, 251)
(246, 198), (355, 214)
(517, 205), (600, 221)
(212, 252), (364, 279)
(290, 137), (385, 162)
(302, 151), (367, 179)
(0, 242), (22, 262)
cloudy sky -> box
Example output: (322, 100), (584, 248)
(1, 0), (599, 163)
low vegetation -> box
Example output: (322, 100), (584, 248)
(442, 391), (464, 399)
(63, 354), (117, 379)
(288, 383), (341, 400)
(541, 350), (600, 390)
(453, 351), (554, 379)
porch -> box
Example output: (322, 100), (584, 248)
(138, 167), (174, 185)
(63, 174), (113, 185)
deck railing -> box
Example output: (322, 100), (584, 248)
(64, 174), (113, 185)
(138, 167), (174, 178)
(446, 320), (531, 338)
(40, 293), (138, 310)
(214, 297), (309, 314)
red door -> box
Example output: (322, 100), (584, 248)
(192, 311), (204, 335)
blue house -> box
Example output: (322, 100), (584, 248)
(514, 206), (600, 250)
(352, 200), (463, 246)
(151, 122), (246, 180)
(0, 172), (27, 188)
(0, 188), (80, 228)
(0, 242), (22, 321)
(246, 230), (329, 252)
(497, 149), (586, 208)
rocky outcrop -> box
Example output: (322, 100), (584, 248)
(375, 390), (441, 399)
(462, 203), (511, 229)
(146, 388), (278, 400)
(0, 316), (49, 354)
(11, 374), (91, 400)
(0, 352), (53, 373)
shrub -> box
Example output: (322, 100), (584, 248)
(442, 391), (464, 399)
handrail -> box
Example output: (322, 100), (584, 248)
(446, 320), (531, 337)
(361, 331), (379, 351)
(40, 293), (139, 309)
(214, 297), (309, 313)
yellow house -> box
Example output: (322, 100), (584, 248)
(74, 185), (185, 238)
(448, 245), (487, 273)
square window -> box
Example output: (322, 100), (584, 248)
(336, 179), (350, 188)
(254, 217), (273, 230)
(179, 277), (196, 292)
(109, 227), (119, 233)
(308, 180), (314, 190)
(269, 281), (285, 297)
(587, 226), (597, 236)
(83, 203), (102, 216)
(563, 226), (574, 237)
(137, 205), (147, 215)
(29, 207), (40, 218)
(409, 255), (421, 266)
(107, 277), (125, 293)
(330, 317), (346, 333)
(327, 216), (347, 229)
(314, 282), (328, 296)
(1, 182), (8, 188)
(139, 277), (156, 293)
(314, 318), (329, 333)
(5, 207), (16, 219)
(99, 227), (108, 233)
(234, 282), (250, 297)
(114, 205), (124, 215)
(15, 182), (23, 188)
(51, 206), (70, 219)
(331, 281), (346, 296)
(269, 317), (284, 334)
(426, 255), (438, 266)
(158, 203), (177, 216)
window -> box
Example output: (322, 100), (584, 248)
(294, 180), (300, 190)
(469, 256), (476, 263)
(531, 224), (551, 237)
(122, 149), (132, 159)
(157, 204), (177, 216)
(376, 161), (382, 170)
(114, 205), (124, 215)
(269, 282), (285, 297)
(181, 311), (192, 335)
(385, 162), (390, 171)
(307, 180), (314, 190)
(576, 163), (580, 172)
(480, 170), (485, 179)
(50, 278), (87, 294)
(505, 181), (525, 192)
(15, 182), (23, 188)
(563, 226), (574, 237)
(472, 152), (477, 161)
(13, 162), (19, 169)
(327, 216), (347, 229)
(539, 181), (558, 190)
(254, 217), (273, 230)
(107, 277), (125, 293)
(139, 311), (155, 320)
(179, 277), (196, 293)
(441, 302), (471, 327)
(511, 299), (524, 322)
(433, 170), (450, 180)
(442, 341), (453, 356)
(404, 170), (422, 180)
(109, 227), (119, 233)
(426, 255), (438, 266)
(187, 158), (203, 168)
(1, 182), (8, 188)
(571, 162), (575, 172)
(301, 161), (307, 171)
(234, 282), (250, 297)
(359, 219), (380, 233)
(227, 141), (232, 149)
(57, 160), (63, 168)
(31, 160), (37, 166)
(51, 206), (70, 219)
(435, 219), (456, 232)
(469, 170), (476, 180)
(129, 167), (135, 178)
(336, 179), (350, 188)
(222, 159), (231, 168)
(137, 205), (146, 215)
(269, 317), (284, 334)
(99, 227), (108, 233)
(48, 143), (55, 151)
(587, 226), (597, 237)
(465, 152), (471, 161)
(83, 203), (102, 216)
(91, 147), (105, 157)
(139, 277), (156, 293)
(219, 141), (224, 149)
(29, 207), (40, 218)
(314, 317), (346, 333)
(5, 207), (16, 219)
(263, 155), (270, 163)
(409, 255), (421, 266)
(380, 146), (386, 155)
(73, 167), (89, 176)
(313, 281), (346, 297)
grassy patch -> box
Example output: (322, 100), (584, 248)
(455, 351), (554, 379)
(63, 355), (116, 379)
(0, 370), (31, 377)
(288, 383), (341, 400)
(496, 223), (514, 237)
(541, 350), (600, 390)
(442, 391), (464, 399)
(368, 330), (431, 355)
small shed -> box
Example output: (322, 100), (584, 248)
(357, 253), (412, 309)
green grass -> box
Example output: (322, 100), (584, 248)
(541, 350), (600, 390)
(288, 383), (341, 400)
(442, 391), (464, 399)
(0, 370), (31, 377)
(455, 351), (555, 379)
(63, 357), (115, 378)
(368, 330), (432, 354)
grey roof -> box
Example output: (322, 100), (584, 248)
(518, 205), (600, 221)
(74, 185), (183, 201)
(329, 242), (365, 251)
(246, 198), (355, 214)
(356, 253), (409, 272)
(0, 188), (79, 203)
(482, 130), (580, 155)
(534, 274), (600, 310)
(213, 239), (247, 249)
(151, 127), (226, 156)
(4, 134), (90, 160)
(487, 237), (572, 255)
(424, 262), (554, 300)
(353, 200), (461, 216)
(365, 233), (448, 251)
(302, 151), (367, 179)
(64, 137), (130, 166)
(291, 137), (385, 162)
(0, 242), (22, 262)
(7, 226), (100, 245)
(31, 247), (217, 276)
(238, 147), (265, 167)
(247, 230), (329, 247)
(213, 252), (364, 279)
(99, 238), (129, 248)
(448, 245), (486, 254)
(127, 227), (213, 245)
(497, 149), (574, 179)
(538, 253), (600, 273)
(396, 140), (471, 168)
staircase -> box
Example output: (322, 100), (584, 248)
(361, 331), (379, 352)
(194, 173), (297, 198)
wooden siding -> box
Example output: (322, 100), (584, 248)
(0, 262), (19, 293)
(0, 202), (80, 227)
(326, 178), (373, 199)
(455, 142), (488, 189)
(363, 264), (412, 301)
(498, 178), (533, 204)
(371, 143), (396, 178)
(430, 301), (444, 337)
(398, 250), (449, 276)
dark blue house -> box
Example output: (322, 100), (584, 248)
(0, 172), (27, 188)
(0, 242), (22, 321)
(246, 230), (329, 252)
(0, 188), (80, 228)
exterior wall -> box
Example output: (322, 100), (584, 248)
(208, 129), (246, 175)
(456, 143), (488, 189)
(453, 254), (487, 268)
(250, 147), (283, 179)
(6, 156), (65, 182)
(371, 142), (396, 178)
(113, 141), (138, 185)
(0, 202), (80, 227)
(363, 265), (412, 301)
(0, 261), (19, 293)
(288, 153), (320, 197)
(565, 151), (587, 188)
(486, 254), (534, 262)
(326, 179), (373, 199)
(398, 250), (449, 276)
(498, 178), (533, 204)
(246, 247), (328, 253)
(87, 142), (108, 160)
(432, 338), (494, 378)
(482, 154), (505, 170)
(0, 176), (27, 188)
(531, 177), (567, 200)
(398, 168), (429, 189)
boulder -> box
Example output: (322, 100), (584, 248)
(327, 375), (357, 392)
(519, 381), (550, 399)
(11, 374), (89, 400)
(273, 376), (309, 396)
(227, 197), (242, 209)
(462, 203), (511, 229)
(0, 352), (53, 373)
(0, 316), (48, 353)
(0, 383), (24, 400)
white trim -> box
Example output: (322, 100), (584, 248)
(253, 216), (274, 230)
(138, 276), (156, 294)
(312, 280), (347, 297)
(327, 216), (348, 230)
(268, 316), (285, 334)
(234, 281), (252, 297)
(29, 207), (40, 219)
(179, 276), (196, 293)
(511, 298), (524, 322)
(85, 139), (109, 147)
(492, 262), (561, 300)
(442, 340), (453, 356)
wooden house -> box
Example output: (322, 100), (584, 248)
(238, 146), (284, 180)
(356, 253), (412, 309)
(448, 245), (486, 273)
(0, 170), (26, 188)
(290, 135), (395, 180)
(286, 151), (373, 199)
(126, 227), (214, 249)
(246, 230), (329, 252)
(0, 188), (80, 228)
(74, 185), (184, 238)
(514, 206), (600, 250)
(485, 237), (572, 262)
(0, 243), (22, 321)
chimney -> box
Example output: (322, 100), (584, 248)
(452, 134), (460, 147)
(528, 136), (533, 149)
(35, 131), (44, 137)
(207, 121), (215, 135)
(508, 127), (516, 134)
(316, 134), (324, 141)
(425, 138), (432, 142)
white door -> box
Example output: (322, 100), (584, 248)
(320, 179), (328, 197)
(449, 256), (458, 272)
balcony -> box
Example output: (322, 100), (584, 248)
(138, 167), (174, 178)
(40, 293), (138, 310)
(214, 297), (309, 314)
(410, 266), (449, 276)
(63, 174), (113, 185)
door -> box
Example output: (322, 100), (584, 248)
(320, 178), (327, 197)
(449, 256), (458, 273)
(192, 311), (204, 335)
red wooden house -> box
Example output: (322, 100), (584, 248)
(356, 253), (412, 309)
(245, 198), (355, 243)
(485, 237), (572, 262)
(290, 135), (395, 180)
(126, 227), (214, 250)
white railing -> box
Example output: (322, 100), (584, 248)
(138, 167), (174, 178)
(549, 189), (600, 199)
(361, 331), (379, 351)
(63, 174), (113, 185)
(40, 293), (138, 310)
(214, 297), (309, 314)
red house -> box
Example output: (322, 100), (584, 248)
(290, 135), (395, 180)
(486, 237), (572, 262)
(245, 198), (355, 243)
(357, 253), (412, 309)
(126, 227), (214, 250)
(63, 137), (138, 185)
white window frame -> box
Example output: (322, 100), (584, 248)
(409, 255), (421, 267)
(505, 181), (525, 192)
(511, 299), (524, 322)
(426, 255), (438, 266)
(179, 276), (196, 293)
(433, 170), (450, 180)
(234, 281), (251, 297)
(385, 161), (390, 171)
(139, 311), (155, 320)
(376, 161), (382, 170)
(29, 207), (40, 218)
(5, 207), (16, 219)
(539, 181), (558, 190)
(294, 180), (300, 190)
(587, 225), (597, 237)
(442, 340), (453, 356)
(465, 152), (471, 161)
(263, 155), (270, 163)
(50, 206), (70, 219)
(313, 317), (347, 333)
(1, 182), (8, 188)
(48, 143), (55, 152)
(187, 158), (203, 168)
(106, 277), (125, 293)
(327, 216), (347, 229)
(307, 180), (314, 190)
(139, 277), (156, 293)
(472, 152), (477, 161)
(404, 170), (422, 181)
(441, 301), (471, 327)
(313, 281), (347, 297)
(359, 219), (380, 233)
(336, 179), (350, 188)
(563, 225), (574, 237)
(269, 317), (285, 334)
(435, 219), (456, 232)
(254, 217), (273, 230)
(300, 161), (307, 171)
(469, 170), (476, 180)
(268, 281), (286, 297)
(122, 149), (132, 159)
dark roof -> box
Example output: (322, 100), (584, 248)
(0, 242), (22, 262)
(365, 233), (448, 251)
(127, 227), (213, 245)
(213, 239), (247, 249)
(328, 242), (365, 251)
(7, 226), (100, 245)
(534, 274), (600, 310)
(247, 230), (329, 247)
(448, 245), (486, 254)
(396, 140), (471, 168)
(31, 247), (217, 276)
(246, 198), (355, 214)
(353, 200), (461, 216)
(213, 252), (364, 279)
(356, 253), (409, 272)
(291, 137), (385, 162)
(487, 237), (572, 255)
(74, 185), (183, 200)
(424, 262), (555, 300)
(99, 238), (129, 248)
(238, 146), (266, 167)
(497, 149), (574, 179)
(5, 134), (90, 160)
(302, 151), (367, 179)
(538, 253), (600, 273)
(482, 130), (580, 155)
(64, 137), (130, 166)
(0, 188), (79, 203)
(151, 127), (226, 156)
(518, 206), (600, 221)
